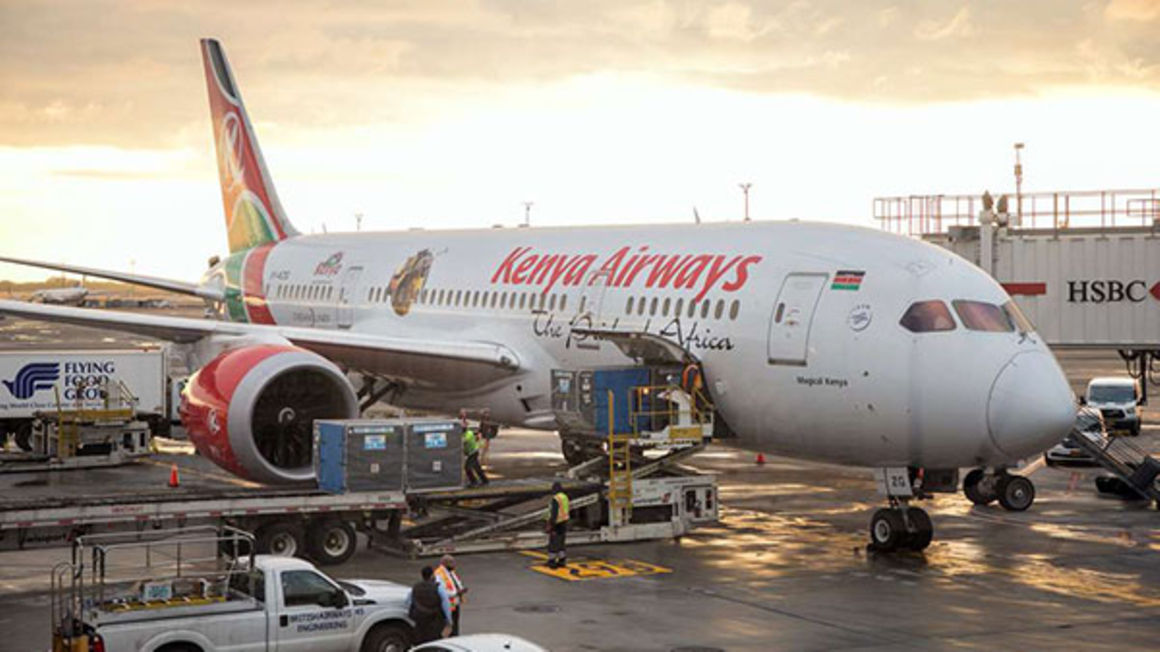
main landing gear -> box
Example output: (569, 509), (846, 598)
(962, 468), (1035, 511)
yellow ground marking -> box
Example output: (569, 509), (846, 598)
(519, 550), (672, 581)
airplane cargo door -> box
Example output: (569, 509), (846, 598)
(336, 266), (363, 329)
(766, 273), (827, 366)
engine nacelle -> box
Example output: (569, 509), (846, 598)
(180, 344), (358, 484)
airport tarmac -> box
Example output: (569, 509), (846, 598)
(1, 316), (1159, 650)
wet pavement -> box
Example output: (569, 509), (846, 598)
(0, 319), (1158, 650)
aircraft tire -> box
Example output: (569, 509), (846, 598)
(963, 469), (995, 505)
(905, 508), (933, 551)
(997, 475), (1035, 511)
(869, 508), (906, 552)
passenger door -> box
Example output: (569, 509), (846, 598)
(766, 273), (828, 366)
(336, 266), (363, 329)
(273, 569), (354, 652)
(571, 268), (613, 350)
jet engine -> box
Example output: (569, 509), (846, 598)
(179, 344), (358, 484)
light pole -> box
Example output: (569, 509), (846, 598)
(1013, 142), (1024, 224)
(522, 201), (534, 227)
(738, 183), (752, 222)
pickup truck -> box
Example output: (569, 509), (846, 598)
(56, 553), (417, 652)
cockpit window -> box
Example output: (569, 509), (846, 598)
(952, 300), (1014, 332)
(899, 300), (956, 333)
(1002, 300), (1035, 334)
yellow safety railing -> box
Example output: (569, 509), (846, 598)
(606, 389), (633, 526)
(626, 384), (713, 442)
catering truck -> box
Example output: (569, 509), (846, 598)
(0, 347), (172, 449)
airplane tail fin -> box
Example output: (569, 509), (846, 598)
(200, 38), (299, 254)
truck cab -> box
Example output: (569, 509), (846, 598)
(54, 529), (415, 652)
(1083, 377), (1142, 436)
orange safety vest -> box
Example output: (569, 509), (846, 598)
(433, 565), (464, 607)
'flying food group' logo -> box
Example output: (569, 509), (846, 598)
(2, 362), (60, 399)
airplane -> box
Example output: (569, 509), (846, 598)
(30, 286), (91, 306)
(0, 39), (1076, 552)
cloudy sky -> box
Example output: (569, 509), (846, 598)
(1, 0), (1159, 281)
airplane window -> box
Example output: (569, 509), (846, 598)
(729, 299), (740, 320)
(662, 297), (671, 316)
(626, 297), (634, 314)
(473, 291), (481, 307)
(1002, 300), (1035, 334)
(953, 300), (1014, 332)
(455, 290), (463, 306)
(500, 292), (507, 309)
(519, 293), (527, 310)
(637, 297), (646, 316)
(899, 300), (957, 333)
(420, 289), (428, 304)
(701, 300), (710, 319)
(367, 288), (374, 302)
(687, 299), (697, 318)
(714, 299), (724, 319)
(649, 297), (658, 316)
(559, 295), (567, 312)
(491, 292), (498, 309)
(579, 296), (587, 313)
(549, 294), (557, 311)
(674, 298), (683, 318)
(327, 287), (334, 300)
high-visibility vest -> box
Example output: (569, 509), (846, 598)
(463, 428), (479, 455)
(549, 492), (570, 524)
(681, 364), (703, 394)
(434, 565), (463, 607)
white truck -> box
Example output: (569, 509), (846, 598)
(53, 528), (417, 652)
(0, 347), (174, 449)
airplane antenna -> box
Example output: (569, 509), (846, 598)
(522, 201), (534, 228)
(355, 212), (363, 232)
(693, 206), (701, 224)
(738, 182), (752, 222)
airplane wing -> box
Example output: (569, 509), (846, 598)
(0, 255), (223, 302)
(0, 300), (520, 389)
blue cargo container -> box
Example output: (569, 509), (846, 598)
(313, 420), (405, 494)
(592, 367), (652, 435)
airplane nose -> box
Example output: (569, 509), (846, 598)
(986, 350), (1075, 459)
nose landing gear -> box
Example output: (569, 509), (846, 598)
(868, 467), (941, 552)
(869, 500), (933, 552)
(963, 468), (1035, 511)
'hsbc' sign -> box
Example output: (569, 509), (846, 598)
(1067, 280), (1160, 304)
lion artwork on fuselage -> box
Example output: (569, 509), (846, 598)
(388, 249), (434, 316)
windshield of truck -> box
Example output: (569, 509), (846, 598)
(1089, 384), (1135, 403)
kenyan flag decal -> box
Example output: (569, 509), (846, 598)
(832, 270), (865, 291)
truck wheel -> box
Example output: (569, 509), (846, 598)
(361, 623), (411, 652)
(307, 519), (357, 565)
(256, 521), (304, 557)
(14, 422), (33, 452)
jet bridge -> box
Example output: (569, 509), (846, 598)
(875, 187), (1160, 402)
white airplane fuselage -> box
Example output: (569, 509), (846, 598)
(200, 219), (1075, 470)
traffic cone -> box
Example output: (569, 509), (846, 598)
(755, 453), (766, 465)
(168, 463), (180, 488)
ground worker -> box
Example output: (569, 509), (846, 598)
(434, 554), (467, 636)
(546, 481), (570, 568)
(463, 421), (488, 486)
(681, 362), (707, 418)
(478, 408), (499, 466)
(406, 565), (452, 643)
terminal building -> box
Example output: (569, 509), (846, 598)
(874, 187), (1160, 401)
